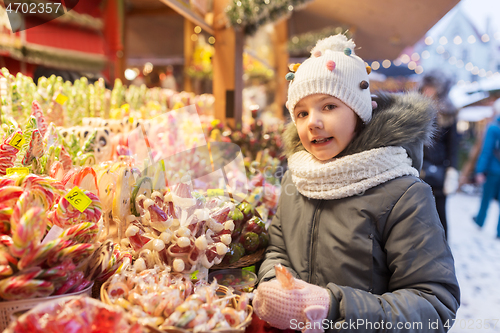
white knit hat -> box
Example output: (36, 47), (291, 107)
(286, 34), (372, 123)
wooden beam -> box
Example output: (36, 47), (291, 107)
(158, 0), (214, 35)
(273, 19), (288, 120)
(212, 0), (244, 128)
(183, 19), (194, 93)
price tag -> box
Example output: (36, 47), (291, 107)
(207, 189), (224, 196)
(55, 93), (68, 105)
(190, 270), (199, 280)
(8, 132), (24, 149)
(242, 265), (256, 273)
(6, 167), (29, 175)
(65, 186), (92, 213)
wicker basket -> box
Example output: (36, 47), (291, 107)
(101, 282), (253, 333)
(211, 248), (265, 270)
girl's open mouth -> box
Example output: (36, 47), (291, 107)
(312, 137), (333, 144)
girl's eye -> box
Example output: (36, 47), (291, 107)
(296, 111), (308, 118)
(324, 104), (336, 111)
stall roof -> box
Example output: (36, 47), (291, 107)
(289, 0), (460, 60)
(123, 0), (459, 65)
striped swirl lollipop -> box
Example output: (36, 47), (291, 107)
(49, 190), (102, 228)
(59, 222), (99, 244)
(0, 131), (21, 176)
(10, 206), (47, 258)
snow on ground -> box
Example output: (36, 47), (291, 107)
(447, 192), (500, 332)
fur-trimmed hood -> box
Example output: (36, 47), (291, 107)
(283, 92), (437, 171)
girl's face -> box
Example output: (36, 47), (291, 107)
(294, 94), (358, 161)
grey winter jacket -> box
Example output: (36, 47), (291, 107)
(258, 93), (460, 332)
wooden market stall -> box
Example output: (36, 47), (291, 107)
(0, 0), (119, 83)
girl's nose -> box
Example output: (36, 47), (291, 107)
(308, 110), (323, 130)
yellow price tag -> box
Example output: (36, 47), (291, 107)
(55, 93), (68, 105)
(8, 132), (24, 150)
(242, 265), (256, 273)
(190, 270), (199, 280)
(65, 186), (92, 213)
(129, 116), (134, 124)
(6, 167), (29, 175)
(207, 189), (224, 196)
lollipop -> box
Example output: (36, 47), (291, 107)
(31, 100), (48, 138)
(0, 131), (21, 176)
(0, 205), (12, 234)
(49, 161), (65, 181)
(59, 146), (73, 171)
(12, 174), (66, 210)
(51, 243), (95, 266)
(49, 190), (102, 228)
(0, 274), (54, 300)
(62, 166), (99, 195)
(17, 238), (73, 270)
(10, 206), (47, 258)
(21, 129), (43, 166)
(0, 186), (23, 207)
(10, 190), (31, 234)
(97, 245), (132, 282)
(59, 222), (98, 244)
(14, 116), (36, 167)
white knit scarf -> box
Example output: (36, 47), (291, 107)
(288, 146), (419, 200)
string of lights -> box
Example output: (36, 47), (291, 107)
(369, 32), (500, 81)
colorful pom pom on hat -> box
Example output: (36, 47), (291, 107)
(286, 34), (372, 124)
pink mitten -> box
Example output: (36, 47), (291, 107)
(253, 279), (330, 333)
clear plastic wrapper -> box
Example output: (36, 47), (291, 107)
(4, 295), (145, 333)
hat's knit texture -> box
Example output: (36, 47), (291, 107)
(288, 146), (419, 200)
(286, 34), (372, 123)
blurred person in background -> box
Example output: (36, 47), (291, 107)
(161, 65), (177, 91)
(419, 70), (459, 240)
(473, 98), (500, 239)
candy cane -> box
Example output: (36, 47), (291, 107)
(0, 131), (21, 175)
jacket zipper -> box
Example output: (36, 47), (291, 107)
(308, 201), (322, 284)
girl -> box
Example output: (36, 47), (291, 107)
(253, 35), (460, 333)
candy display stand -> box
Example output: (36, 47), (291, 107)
(101, 283), (253, 333)
(0, 282), (93, 331)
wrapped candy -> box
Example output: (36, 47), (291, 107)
(5, 296), (145, 333)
